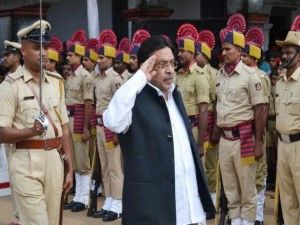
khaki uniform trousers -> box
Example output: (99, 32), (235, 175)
(96, 125), (123, 199)
(219, 137), (257, 222)
(277, 139), (300, 225)
(204, 143), (219, 193)
(9, 149), (64, 225)
(68, 117), (90, 174)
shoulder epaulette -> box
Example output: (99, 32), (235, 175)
(242, 64), (256, 74)
(4, 70), (24, 84)
(46, 70), (63, 79)
(195, 66), (205, 75)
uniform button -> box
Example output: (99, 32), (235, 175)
(170, 158), (174, 163)
(170, 179), (175, 184)
(167, 135), (173, 141)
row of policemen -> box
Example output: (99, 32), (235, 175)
(60, 28), (151, 222)
(2, 14), (300, 225)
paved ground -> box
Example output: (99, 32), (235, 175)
(0, 192), (276, 225)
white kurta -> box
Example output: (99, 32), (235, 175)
(104, 70), (206, 225)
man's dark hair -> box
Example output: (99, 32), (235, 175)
(137, 36), (175, 67)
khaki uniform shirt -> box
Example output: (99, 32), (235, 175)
(176, 62), (210, 116)
(65, 64), (94, 105)
(204, 64), (218, 112)
(216, 61), (264, 127)
(0, 66), (69, 139)
(276, 66), (300, 135)
(95, 67), (123, 114)
(90, 70), (98, 82)
(120, 69), (132, 83)
(256, 68), (271, 104)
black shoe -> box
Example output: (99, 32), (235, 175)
(71, 202), (87, 212)
(64, 201), (77, 210)
(255, 221), (263, 225)
(103, 211), (122, 222)
(93, 208), (108, 218)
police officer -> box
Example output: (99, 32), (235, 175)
(129, 29), (150, 74)
(274, 15), (300, 224)
(0, 20), (73, 225)
(93, 30), (123, 222)
(241, 27), (271, 225)
(45, 37), (62, 73)
(2, 40), (22, 74)
(114, 38), (132, 81)
(195, 30), (219, 207)
(176, 23), (210, 157)
(217, 14), (265, 225)
(64, 30), (94, 212)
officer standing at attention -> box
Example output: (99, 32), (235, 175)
(2, 40), (23, 225)
(114, 38), (132, 81)
(195, 30), (219, 207)
(241, 27), (271, 225)
(45, 37), (62, 73)
(83, 38), (99, 166)
(64, 30), (94, 212)
(217, 14), (264, 225)
(129, 29), (150, 74)
(93, 30), (124, 222)
(274, 15), (300, 225)
(0, 20), (73, 225)
(176, 23), (210, 157)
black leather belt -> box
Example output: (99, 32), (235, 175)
(220, 128), (240, 139)
(279, 133), (300, 143)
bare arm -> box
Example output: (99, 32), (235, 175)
(198, 102), (208, 156)
(254, 104), (264, 159)
(82, 99), (92, 141)
(0, 120), (44, 143)
(60, 123), (73, 197)
(211, 101), (221, 144)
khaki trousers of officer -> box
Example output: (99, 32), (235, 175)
(96, 125), (123, 199)
(204, 144), (219, 193)
(68, 117), (90, 174)
(277, 139), (300, 225)
(219, 137), (257, 222)
(9, 149), (64, 225)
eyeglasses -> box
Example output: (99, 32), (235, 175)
(155, 60), (178, 70)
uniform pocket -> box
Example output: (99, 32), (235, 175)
(226, 88), (241, 102)
(183, 85), (195, 101)
(19, 100), (39, 125)
(288, 98), (300, 115)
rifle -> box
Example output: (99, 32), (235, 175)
(215, 161), (229, 225)
(273, 176), (284, 225)
(87, 140), (102, 217)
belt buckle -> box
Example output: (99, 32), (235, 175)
(224, 130), (234, 139)
(281, 134), (291, 143)
(67, 109), (70, 116)
(44, 139), (52, 150)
